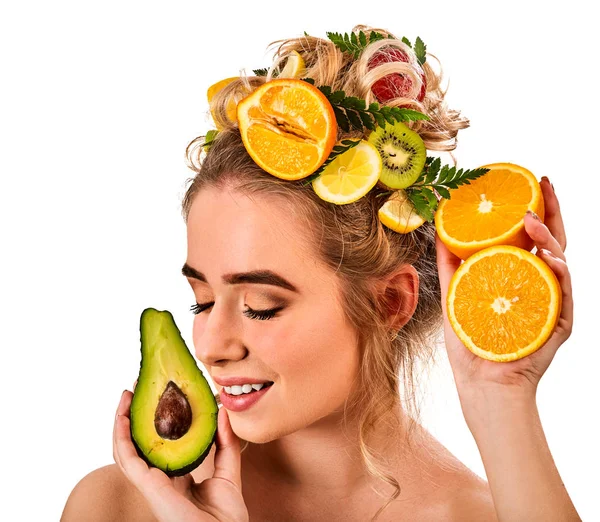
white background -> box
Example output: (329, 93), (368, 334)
(2, 1), (598, 520)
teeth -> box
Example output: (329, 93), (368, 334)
(224, 382), (269, 395)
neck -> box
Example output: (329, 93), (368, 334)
(241, 403), (420, 494)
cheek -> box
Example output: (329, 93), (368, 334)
(223, 312), (360, 442)
(271, 314), (360, 408)
(191, 316), (202, 353)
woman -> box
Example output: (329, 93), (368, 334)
(62, 25), (579, 521)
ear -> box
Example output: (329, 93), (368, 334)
(378, 264), (420, 332)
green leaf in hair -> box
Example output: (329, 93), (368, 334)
(405, 158), (490, 221)
(414, 36), (427, 66)
(326, 30), (393, 59)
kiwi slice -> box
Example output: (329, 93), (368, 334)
(367, 121), (427, 189)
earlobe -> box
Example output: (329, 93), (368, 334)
(381, 264), (420, 332)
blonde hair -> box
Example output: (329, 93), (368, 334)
(183, 24), (469, 521)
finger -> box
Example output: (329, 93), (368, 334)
(114, 390), (151, 487)
(524, 211), (566, 262)
(540, 176), (567, 252)
(212, 406), (243, 492)
(435, 231), (462, 310)
(113, 389), (129, 468)
(133, 379), (138, 391)
(113, 392), (201, 522)
(538, 249), (573, 339)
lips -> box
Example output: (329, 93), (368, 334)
(219, 382), (274, 412)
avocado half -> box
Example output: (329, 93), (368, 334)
(130, 308), (218, 477)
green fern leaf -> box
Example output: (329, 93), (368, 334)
(414, 36), (427, 65)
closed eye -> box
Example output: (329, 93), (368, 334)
(189, 302), (283, 321)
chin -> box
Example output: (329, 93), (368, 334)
(227, 410), (297, 444)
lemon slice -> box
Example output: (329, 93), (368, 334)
(207, 76), (239, 129)
(378, 190), (426, 233)
(278, 51), (306, 79)
(312, 141), (382, 204)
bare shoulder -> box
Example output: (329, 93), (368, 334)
(408, 429), (497, 521)
(61, 464), (157, 522)
(430, 456), (497, 521)
(62, 444), (216, 522)
(445, 477), (497, 521)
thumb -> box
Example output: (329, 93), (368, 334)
(213, 407), (243, 492)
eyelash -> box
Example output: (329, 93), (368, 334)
(189, 302), (282, 321)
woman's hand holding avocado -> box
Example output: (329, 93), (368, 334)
(113, 383), (249, 522)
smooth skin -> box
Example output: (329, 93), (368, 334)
(63, 176), (579, 521)
(438, 176), (579, 521)
(113, 398), (247, 522)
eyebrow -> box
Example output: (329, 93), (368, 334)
(181, 263), (299, 293)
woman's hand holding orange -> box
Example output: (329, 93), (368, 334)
(113, 387), (249, 522)
(435, 176), (573, 402)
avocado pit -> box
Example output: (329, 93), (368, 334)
(154, 380), (192, 440)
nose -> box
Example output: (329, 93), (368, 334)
(193, 300), (247, 366)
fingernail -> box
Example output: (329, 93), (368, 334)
(541, 176), (555, 193)
(540, 248), (557, 258)
(526, 209), (542, 222)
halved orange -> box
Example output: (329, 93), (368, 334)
(447, 245), (562, 362)
(236, 79), (337, 180)
(435, 163), (545, 260)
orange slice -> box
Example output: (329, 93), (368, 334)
(207, 76), (239, 129)
(447, 245), (562, 362)
(236, 79), (337, 180)
(378, 189), (427, 233)
(435, 163), (545, 260)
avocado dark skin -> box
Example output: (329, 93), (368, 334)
(132, 431), (215, 477)
(129, 308), (218, 477)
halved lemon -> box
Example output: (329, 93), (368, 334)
(378, 189), (427, 233)
(312, 140), (382, 204)
(435, 163), (545, 260)
(278, 50), (306, 79)
(447, 245), (562, 362)
(207, 76), (239, 129)
(237, 79), (337, 180)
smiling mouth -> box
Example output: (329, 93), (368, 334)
(222, 381), (274, 396)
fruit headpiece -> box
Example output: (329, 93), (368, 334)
(204, 29), (488, 234)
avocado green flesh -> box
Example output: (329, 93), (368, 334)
(130, 308), (218, 476)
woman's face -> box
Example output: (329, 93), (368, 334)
(184, 186), (360, 443)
